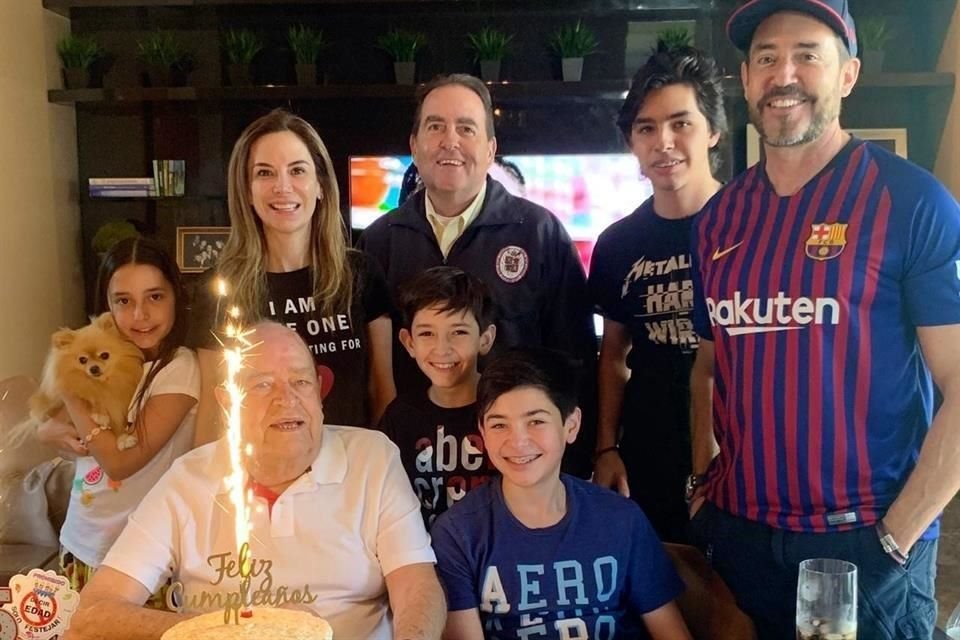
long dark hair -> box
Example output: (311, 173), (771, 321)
(95, 237), (187, 439)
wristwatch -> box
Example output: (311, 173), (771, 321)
(684, 473), (707, 503)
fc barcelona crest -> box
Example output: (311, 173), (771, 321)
(805, 223), (848, 261)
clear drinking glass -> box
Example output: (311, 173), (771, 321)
(946, 599), (960, 639)
(796, 558), (858, 640)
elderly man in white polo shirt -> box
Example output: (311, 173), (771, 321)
(66, 322), (445, 640)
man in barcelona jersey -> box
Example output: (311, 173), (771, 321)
(688, 0), (960, 638)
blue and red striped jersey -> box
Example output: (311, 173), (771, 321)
(691, 139), (960, 534)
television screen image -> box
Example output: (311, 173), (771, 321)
(349, 153), (654, 274)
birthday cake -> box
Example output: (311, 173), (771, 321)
(160, 608), (333, 640)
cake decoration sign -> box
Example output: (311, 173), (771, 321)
(0, 569), (79, 639)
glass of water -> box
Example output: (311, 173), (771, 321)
(796, 558), (857, 640)
(946, 600), (960, 639)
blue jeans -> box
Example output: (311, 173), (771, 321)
(688, 502), (938, 640)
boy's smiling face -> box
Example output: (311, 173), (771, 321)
(400, 305), (495, 392)
(480, 386), (580, 491)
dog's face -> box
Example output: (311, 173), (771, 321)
(51, 313), (144, 385)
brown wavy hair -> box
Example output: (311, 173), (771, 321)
(217, 108), (352, 319)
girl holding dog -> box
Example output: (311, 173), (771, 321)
(186, 109), (395, 443)
(37, 237), (199, 599)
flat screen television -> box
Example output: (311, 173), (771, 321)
(349, 153), (654, 274)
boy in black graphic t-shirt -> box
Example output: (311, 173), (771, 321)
(379, 266), (497, 528)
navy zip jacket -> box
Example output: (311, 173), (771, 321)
(358, 177), (598, 476)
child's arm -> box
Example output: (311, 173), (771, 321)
(62, 391), (196, 481)
(366, 315), (397, 425)
(442, 609), (484, 640)
(642, 601), (693, 640)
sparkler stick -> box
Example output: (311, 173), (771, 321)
(223, 304), (255, 621)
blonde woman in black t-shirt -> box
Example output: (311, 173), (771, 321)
(187, 109), (395, 441)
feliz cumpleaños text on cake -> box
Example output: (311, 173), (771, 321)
(165, 544), (317, 623)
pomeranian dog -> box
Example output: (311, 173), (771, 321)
(30, 312), (145, 450)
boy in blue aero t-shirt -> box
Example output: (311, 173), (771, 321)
(431, 348), (691, 639)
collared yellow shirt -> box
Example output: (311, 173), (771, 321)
(425, 183), (487, 258)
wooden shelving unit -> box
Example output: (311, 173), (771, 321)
(48, 73), (956, 105)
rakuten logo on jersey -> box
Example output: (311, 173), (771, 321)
(706, 291), (840, 336)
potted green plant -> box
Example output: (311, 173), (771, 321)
(859, 17), (893, 72)
(376, 29), (427, 85)
(466, 26), (514, 82)
(549, 20), (599, 82)
(57, 34), (103, 90)
(137, 31), (192, 87)
(222, 29), (264, 86)
(92, 221), (140, 259)
(655, 26), (693, 52)
(288, 24), (329, 86)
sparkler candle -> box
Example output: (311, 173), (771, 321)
(214, 278), (227, 328)
(222, 306), (255, 622)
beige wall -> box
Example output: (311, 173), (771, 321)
(936, 4), (960, 196)
(0, 4), (84, 380)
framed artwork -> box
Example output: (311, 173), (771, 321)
(176, 226), (230, 273)
(746, 125), (908, 167)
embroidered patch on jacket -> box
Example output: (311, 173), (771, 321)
(495, 245), (529, 283)
(805, 223), (848, 261)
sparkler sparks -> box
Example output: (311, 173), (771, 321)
(220, 282), (257, 621)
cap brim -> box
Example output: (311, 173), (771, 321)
(727, 0), (853, 55)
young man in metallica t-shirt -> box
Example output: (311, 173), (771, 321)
(588, 43), (726, 543)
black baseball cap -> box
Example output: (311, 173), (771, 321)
(727, 0), (858, 57)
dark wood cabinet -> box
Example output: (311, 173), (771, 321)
(45, 0), (957, 310)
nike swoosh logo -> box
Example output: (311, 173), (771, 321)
(712, 242), (744, 261)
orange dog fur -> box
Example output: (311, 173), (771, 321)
(30, 313), (145, 450)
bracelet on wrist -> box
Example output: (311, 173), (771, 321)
(592, 446), (619, 464)
(81, 426), (105, 445)
(876, 519), (909, 564)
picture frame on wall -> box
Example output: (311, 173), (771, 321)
(746, 125), (908, 167)
(176, 226), (230, 273)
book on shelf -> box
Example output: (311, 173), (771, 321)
(88, 177), (155, 186)
(152, 160), (186, 197)
(89, 177), (157, 198)
(90, 188), (157, 198)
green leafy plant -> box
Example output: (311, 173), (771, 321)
(549, 20), (599, 59)
(376, 29), (427, 62)
(859, 17), (893, 51)
(57, 34), (103, 69)
(287, 25), (329, 65)
(92, 221), (140, 255)
(656, 26), (692, 52)
(466, 26), (514, 62)
(137, 31), (192, 69)
(222, 29), (264, 65)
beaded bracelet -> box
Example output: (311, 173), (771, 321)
(82, 426), (105, 445)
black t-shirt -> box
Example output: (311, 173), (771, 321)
(186, 249), (392, 426)
(378, 390), (495, 529)
(588, 198), (697, 450)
